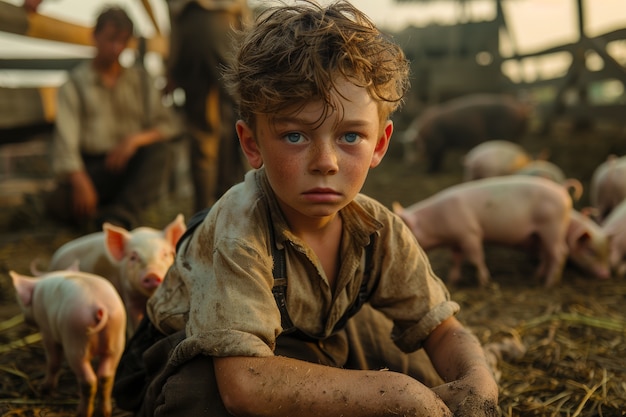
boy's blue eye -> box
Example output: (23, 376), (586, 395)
(285, 132), (303, 143)
(343, 132), (359, 143)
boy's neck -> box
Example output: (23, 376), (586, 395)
(92, 59), (123, 87)
(279, 200), (341, 239)
(292, 214), (343, 290)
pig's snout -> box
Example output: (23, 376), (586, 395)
(141, 273), (163, 290)
(594, 267), (611, 280)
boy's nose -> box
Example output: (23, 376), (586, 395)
(114, 41), (127, 54)
(311, 142), (338, 175)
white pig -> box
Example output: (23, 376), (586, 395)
(589, 155), (626, 222)
(515, 160), (583, 202)
(566, 209), (611, 280)
(463, 140), (532, 181)
(601, 199), (626, 278)
(10, 269), (126, 417)
(47, 214), (186, 335)
(393, 176), (572, 287)
(515, 159), (567, 183)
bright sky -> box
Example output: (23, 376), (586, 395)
(1, 0), (626, 86)
(3, 0), (626, 51)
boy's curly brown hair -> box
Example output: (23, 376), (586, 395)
(223, 0), (410, 128)
(94, 6), (134, 35)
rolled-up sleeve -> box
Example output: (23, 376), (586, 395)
(368, 209), (460, 352)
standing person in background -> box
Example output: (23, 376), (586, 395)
(165, 0), (251, 213)
(46, 6), (181, 231)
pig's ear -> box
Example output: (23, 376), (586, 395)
(68, 260), (80, 272)
(164, 214), (187, 246)
(104, 223), (131, 262)
(573, 231), (592, 250)
(9, 271), (35, 307)
(566, 217), (588, 249)
(580, 206), (600, 221)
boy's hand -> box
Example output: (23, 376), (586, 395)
(106, 136), (139, 173)
(106, 129), (164, 173)
(432, 366), (498, 417)
(69, 171), (98, 220)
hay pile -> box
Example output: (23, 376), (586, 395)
(451, 264), (626, 417)
(1, 272), (624, 416)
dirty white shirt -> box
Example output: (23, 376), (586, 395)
(51, 61), (181, 176)
(147, 168), (459, 361)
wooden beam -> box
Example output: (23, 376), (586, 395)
(0, 1), (168, 56)
(0, 58), (86, 70)
(140, 0), (161, 36)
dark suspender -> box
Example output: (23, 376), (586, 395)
(178, 207), (377, 339)
(175, 207), (212, 252)
(270, 223), (376, 339)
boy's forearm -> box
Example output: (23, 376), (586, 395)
(130, 128), (165, 147)
(214, 355), (453, 417)
(425, 318), (499, 415)
(427, 321), (492, 379)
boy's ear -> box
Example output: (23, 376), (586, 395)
(237, 120), (263, 169)
(370, 120), (393, 168)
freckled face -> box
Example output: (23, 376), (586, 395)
(237, 79), (392, 225)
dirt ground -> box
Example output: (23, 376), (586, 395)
(0, 119), (625, 416)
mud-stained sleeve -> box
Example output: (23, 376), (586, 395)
(181, 234), (283, 359)
(369, 212), (460, 353)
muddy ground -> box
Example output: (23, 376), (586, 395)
(0, 119), (625, 416)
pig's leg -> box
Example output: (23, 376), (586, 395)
(461, 241), (491, 286)
(447, 248), (464, 284)
(609, 246), (625, 278)
(66, 356), (97, 417)
(97, 376), (114, 417)
(77, 380), (97, 417)
(540, 237), (568, 288)
(466, 246), (491, 287)
(40, 335), (63, 393)
(96, 354), (121, 417)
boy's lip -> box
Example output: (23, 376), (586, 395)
(304, 187), (339, 194)
(302, 187), (342, 202)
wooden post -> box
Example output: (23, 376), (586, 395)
(539, 0), (590, 134)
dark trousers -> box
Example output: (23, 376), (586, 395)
(128, 305), (442, 417)
(168, 5), (248, 211)
(46, 141), (171, 230)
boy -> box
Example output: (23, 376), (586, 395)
(134, 1), (498, 415)
(46, 6), (180, 230)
